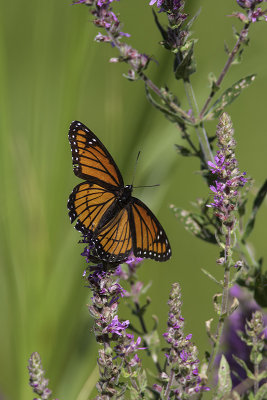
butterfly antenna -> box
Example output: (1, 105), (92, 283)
(132, 151), (160, 189)
(133, 184), (160, 189)
(131, 151), (141, 187)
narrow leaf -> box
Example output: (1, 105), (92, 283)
(185, 7), (201, 30)
(255, 383), (267, 400)
(242, 179), (267, 241)
(174, 40), (196, 81)
(145, 85), (185, 125)
(257, 371), (267, 381)
(152, 9), (168, 43)
(170, 205), (217, 243)
(232, 355), (255, 379)
(144, 330), (160, 364)
(175, 144), (193, 157)
(201, 268), (221, 285)
(214, 355), (232, 399)
(205, 75), (256, 120)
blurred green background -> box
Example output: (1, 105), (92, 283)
(0, 0), (267, 399)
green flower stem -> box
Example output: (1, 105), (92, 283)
(253, 334), (259, 395)
(179, 124), (199, 154)
(126, 364), (140, 393)
(183, 80), (214, 164)
(206, 227), (232, 381)
(163, 369), (175, 400)
(236, 228), (258, 269)
(254, 363), (259, 394)
(134, 301), (162, 373)
(199, 22), (251, 120)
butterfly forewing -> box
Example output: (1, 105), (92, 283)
(130, 198), (171, 261)
(69, 121), (124, 188)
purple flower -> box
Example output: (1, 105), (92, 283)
(153, 384), (163, 393)
(237, 0), (263, 8)
(186, 333), (192, 340)
(149, 0), (183, 11)
(251, 7), (267, 21)
(105, 315), (129, 335)
(125, 254), (143, 268)
(149, 0), (164, 6)
(180, 349), (188, 362)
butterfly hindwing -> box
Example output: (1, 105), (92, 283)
(130, 197), (172, 261)
(92, 207), (133, 263)
(68, 182), (117, 235)
(69, 121), (124, 188)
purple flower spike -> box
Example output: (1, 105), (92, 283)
(28, 353), (53, 400)
(207, 113), (247, 226)
(157, 283), (209, 396)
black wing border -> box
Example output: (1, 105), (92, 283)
(68, 120), (124, 189)
(128, 196), (172, 262)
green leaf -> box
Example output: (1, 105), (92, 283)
(238, 259), (267, 307)
(242, 179), (267, 241)
(208, 72), (219, 93)
(231, 391), (241, 400)
(232, 355), (255, 380)
(145, 85), (186, 126)
(201, 268), (221, 285)
(213, 293), (223, 315)
(255, 383), (267, 400)
(232, 48), (244, 65)
(174, 40), (196, 81)
(257, 371), (267, 381)
(185, 8), (201, 30)
(152, 9), (169, 47)
(175, 144), (193, 157)
(137, 369), (147, 393)
(170, 205), (217, 243)
(205, 74), (256, 120)
(144, 330), (161, 365)
(214, 355), (232, 399)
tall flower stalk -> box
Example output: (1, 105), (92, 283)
(82, 247), (147, 399)
(154, 283), (210, 399)
(205, 113), (248, 376)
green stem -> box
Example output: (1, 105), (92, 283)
(206, 227), (232, 380)
(134, 302), (162, 373)
(184, 80), (214, 165)
(163, 369), (175, 400)
(253, 336), (259, 395)
(199, 23), (251, 119)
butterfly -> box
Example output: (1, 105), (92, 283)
(67, 121), (171, 263)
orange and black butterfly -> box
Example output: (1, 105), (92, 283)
(67, 121), (171, 263)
